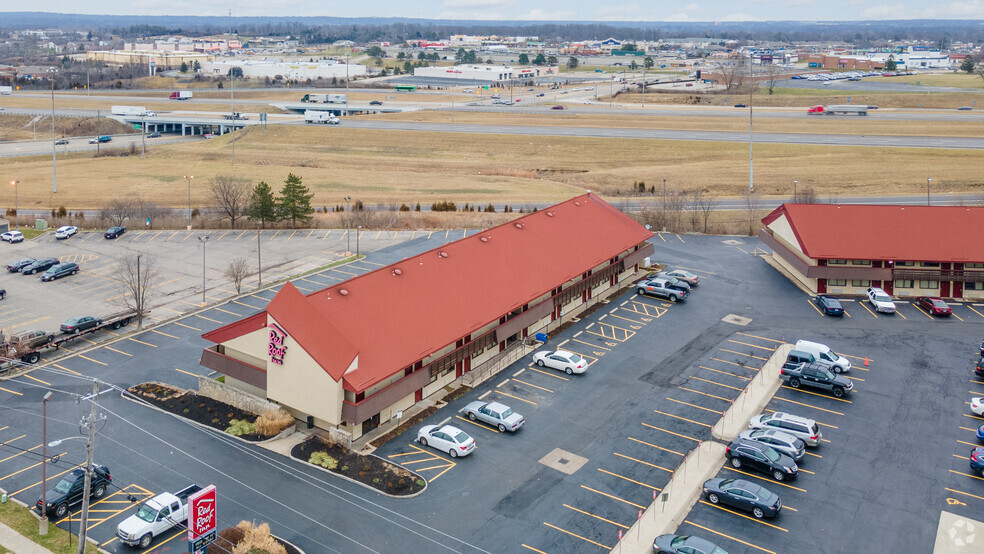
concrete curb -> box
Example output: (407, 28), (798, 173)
(609, 343), (789, 553)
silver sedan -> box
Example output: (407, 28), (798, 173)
(460, 401), (525, 432)
(658, 269), (700, 286)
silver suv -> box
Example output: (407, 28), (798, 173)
(738, 428), (806, 461)
(748, 412), (822, 447)
(636, 277), (688, 302)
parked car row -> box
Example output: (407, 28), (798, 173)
(816, 289), (955, 319)
(636, 268), (701, 303)
(2, 225), (125, 243)
(5, 257), (80, 281)
(416, 399), (527, 458)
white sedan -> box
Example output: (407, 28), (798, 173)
(1, 230), (24, 243)
(532, 349), (588, 375)
(659, 269), (700, 286)
(972, 397), (984, 416)
(416, 424), (476, 458)
(54, 226), (78, 240)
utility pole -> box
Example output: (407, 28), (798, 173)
(77, 381), (99, 554)
(927, 178), (932, 206)
(40, 391), (53, 536)
(748, 49), (754, 193)
(199, 236), (210, 305)
(256, 224), (262, 287)
(136, 254), (143, 328)
(50, 67), (58, 194)
(10, 180), (18, 230)
(344, 195), (352, 255)
(662, 178), (667, 233)
(230, 72), (235, 165)
(140, 115), (146, 158)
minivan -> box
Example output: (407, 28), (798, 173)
(794, 340), (851, 373)
(40, 262), (79, 281)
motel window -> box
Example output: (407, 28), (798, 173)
(965, 263), (984, 269)
(829, 279), (847, 286)
(919, 280), (939, 289)
(828, 259), (847, 265)
(851, 260), (870, 266)
(851, 280), (870, 287)
(894, 280), (913, 289)
(896, 261), (915, 267)
(921, 262), (940, 268)
(965, 282), (983, 290)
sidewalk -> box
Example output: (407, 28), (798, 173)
(610, 343), (790, 553)
(0, 520), (54, 554)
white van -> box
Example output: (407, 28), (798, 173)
(794, 340), (851, 373)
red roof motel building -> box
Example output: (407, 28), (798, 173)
(760, 204), (984, 299)
(199, 194), (654, 439)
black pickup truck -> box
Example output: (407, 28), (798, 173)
(780, 361), (854, 398)
(36, 464), (112, 518)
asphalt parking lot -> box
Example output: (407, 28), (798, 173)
(2, 231), (983, 553)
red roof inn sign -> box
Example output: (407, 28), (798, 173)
(187, 485), (217, 553)
(268, 323), (288, 365)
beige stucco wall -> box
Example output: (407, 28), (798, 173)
(265, 316), (345, 427)
(769, 215), (803, 256)
(773, 252), (817, 293)
(222, 330), (268, 368)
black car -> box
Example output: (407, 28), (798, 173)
(0, 288), (5, 300)
(21, 257), (59, 275)
(725, 438), (798, 481)
(104, 226), (126, 239)
(36, 465), (111, 519)
(702, 478), (782, 519)
(7, 258), (36, 272)
(653, 534), (728, 554)
(815, 294), (844, 316)
(975, 357), (984, 379)
(61, 315), (103, 334)
(147, 131), (161, 138)
(664, 277), (692, 293)
(369, 100), (383, 106)
(734, 103), (747, 108)
(40, 262), (79, 281)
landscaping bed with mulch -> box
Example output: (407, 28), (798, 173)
(291, 436), (425, 496)
(128, 382), (266, 441)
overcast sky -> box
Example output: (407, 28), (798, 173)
(13, 0), (984, 21)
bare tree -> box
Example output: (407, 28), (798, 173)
(720, 56), (747, 92)
(136, 200), (173, 229)
(793, 187), (820, 204)
(207, 175), (253, 229)
(743, 189), (762, 236)
(101, 197), (137, 227)
(224, 256), (251, 294)
(685, 189), (702, 232)
(114, 254), (162, 328)
(764, 64), (781, 95)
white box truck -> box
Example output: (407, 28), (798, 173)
(304, 110), (340, 124)
(169, 90), (193, 100)
(0, 86), (12, 95)
(327, 94), (348, 104)
(111, 106), (154, 116)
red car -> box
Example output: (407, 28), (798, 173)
(917, 296), (952, 316)
(551, 105), (565, 110)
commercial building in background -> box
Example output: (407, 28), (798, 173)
(760, 204), (984, 299)
(86, 50), (214, 68)
(198, 59), (366, 80)
(412, 64), (559, 82)
(200, 194), (654, 440)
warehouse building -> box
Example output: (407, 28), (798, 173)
(760, 204), (984, 299)
(412, 64), (559, 82)
(200, 194), (655, 440)
(199, 59), (365, 80)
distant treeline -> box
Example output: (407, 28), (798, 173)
(1, 12), (982, 44)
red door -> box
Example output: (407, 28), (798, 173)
(941, 281), (951, 297)
(415, 389), (422, 402)
(954, 281), (964, 297)
(883, 280), (893, 295)
(817, 279), (826, 294)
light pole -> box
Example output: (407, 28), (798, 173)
(50, 67), (57, 194)
(10, 180), (18, 229)
(77, 381), (99, 554)
(662, 178), (667, 233)
(40, 391), (53, 535)
(356, 225), (362, 258)
(136, 254), (143, 328)
(344, 195), (352, 255)
(184, 175), (193, 229)
(927, 178), (932, 206)
(198, 236), (210, 306)
(748, 49), (754, 193)
(256, 223), (262, 287)
(793, 179), (798, 201)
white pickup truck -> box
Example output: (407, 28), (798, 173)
(116, 484), (201, 549)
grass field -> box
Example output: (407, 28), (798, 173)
(2, 123), (981, 213)
(615, 90), (983, 109)
(0, 501), (98, 553)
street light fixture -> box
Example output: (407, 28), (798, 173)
(927, 178), (932, 206)
(662, 178), (667, 233)
(40, 391), (53, 535)
(793, 180), (798, 202)
(356, 225), (362, 258)
(184, 175), (194, 229)
(198, 236), (210, 306)
(344, 195), (352, 255)
(10, 180), (18, 229)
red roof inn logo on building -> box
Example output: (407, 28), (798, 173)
(268, 323), (288, 365)
(187, 485), (217, 550)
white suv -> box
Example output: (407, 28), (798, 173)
(866, 286), (896, 313)
(749, 412), (822, 447)
(1, 230), (24, 243)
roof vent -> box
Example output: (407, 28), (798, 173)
(546, 211), (554, 217)
(480, 236), (489, 243)
(514, 223), (524, 229)
(339, 289), (349, 296)
(574, 201), (581, 206)
(439, 251), (449, 258)
(392, 268), (403, 276)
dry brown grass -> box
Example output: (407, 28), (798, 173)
(3, 123), (982, 213)
(254, 408), (295, 436)
(0, 113), (132, 141)
(613, 90), (982, 110)
(231, 521), (286, 554)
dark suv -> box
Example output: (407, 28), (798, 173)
(975, 358), (984, 379)
(725, 438), (798, 481)
(21, 258), (59, 275)
(36, 465), (111, 519)
(40, 262), (79, 281)
(104, 226), (126, 239)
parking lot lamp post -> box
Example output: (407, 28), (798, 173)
(927, 178), (932, 206)
(357, 225), (362, 258)
(40, 391), (53, 535)
(793, 180), (798, 201)
(184, 175), (193, 229)
(662, 178), (667, 233)
(10, 180), (18, 229)
(199, 236), (209, 306)
(344, 195), (352, 255)
(50, 67), (57, 194)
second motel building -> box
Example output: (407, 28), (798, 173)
(760, 203), (984, 299)
(199, 194), (655, 439)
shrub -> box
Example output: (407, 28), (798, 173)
(225, 419), (256, 436)
(309, 451), (338, 469)
(231, 521), (286, 554)
(254, 408), (294, 436)
(207, 525), (245, 554)
(57, 206), (67, 217)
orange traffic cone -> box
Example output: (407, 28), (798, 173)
(864, 357), (869, 367)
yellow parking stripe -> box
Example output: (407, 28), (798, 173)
(858, 302), (878, 318)
(542, 522), (611, 550)
(513, 379), (553, 393)
(22, 374), (51, 385)
(950, 469), (984, 482)
(613, 452), (674, 473)
(653, 410), (712, 427)
(719, 348), (768, 361)
(213, 307), (241, 316)
(946, 488), (984, 502)
(690, 376), (742, 391)
(194, 314), (222, 324)
(174, 368), (203, 378)
(781, 386), (852, 403)
(727, 340), (775, 351)
(699, 501), (787, 532)
(494, 390), (537, 405)
(736, 332), (783, 344)
(683, 520), (776, 554)
(151, 329), (179, 339)
(773, 396), (845, 416)
(563, 504), (629, 529)
(521, 545), (548, 554)
(51, 363), (80, 375)
(454, 415), (500, 433)
(127, 337), (157, 347)
(679, 386), (732, 403)
(641, 422), (700, 442)
(530, 367), (569, 381)
(628, 436), (685, 457)
(806, 299), (825, 316)
(721, 467), (807, 492)
(103, 346), (132, 357)
(580, 485), (646, 509)
(700, 366), (750, 381)
(666, 397), (722, 415)
(78, 355), (107, 366)
(597, 468), (661, 491)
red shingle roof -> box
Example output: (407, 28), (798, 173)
(762, 204), (984, 262)
(204, 193), (652, 393)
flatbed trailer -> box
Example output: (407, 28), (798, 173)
(1, 310), (141, 367)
